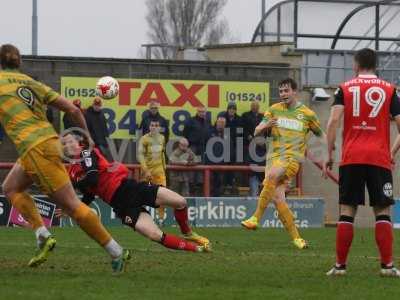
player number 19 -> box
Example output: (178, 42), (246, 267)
(349, 86), (386, 118)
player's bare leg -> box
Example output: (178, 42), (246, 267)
(155, 187), (210, 248)
(2, 163), (55, 267)
(155, 186), (187, 209)
(373, 205), (400, 277)
(51, 182), (130, 274)
(241, 166), (285, 229)
(135, 212), (208, 252)
(326, 204), (357, 276)
(273, 184), (307, 249)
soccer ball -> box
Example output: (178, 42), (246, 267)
(96, 76), (119, 99)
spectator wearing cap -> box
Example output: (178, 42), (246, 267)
(206, 116), (232, 196)
(217, 102), (243, 159)
(218, 102), (243, 159)
(63, 99), (85, 130)
(139, 100), (169, 143)
(217, 102), (243, 191)
(85, 97), (112, 160)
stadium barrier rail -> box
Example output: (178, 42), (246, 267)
(0, 162), (290, 196)
(0, 160), (339, 196)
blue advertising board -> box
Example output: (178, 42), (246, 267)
(1, 195), (325, 228)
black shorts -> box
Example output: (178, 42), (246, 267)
(110, 179), (160, 229)
(339, 164), (394, 207)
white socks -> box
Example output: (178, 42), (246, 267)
(35, 226), (51, 248)
(35, 226), (51, 240)
(104, 239), (123, 259)
(35, 226), (123, 259)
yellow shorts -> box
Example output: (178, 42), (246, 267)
(263, 157), (300, 185)
(18, 137), (70, 195)
(150, 174), (166, 186)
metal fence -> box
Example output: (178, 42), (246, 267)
(301, 49), (400, 86)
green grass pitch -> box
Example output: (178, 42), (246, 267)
(0, 227), (400, 300)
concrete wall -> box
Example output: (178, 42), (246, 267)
(204, 42), (303, 68)
(178, 42), (302, 68)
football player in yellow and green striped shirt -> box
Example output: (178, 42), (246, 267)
(0, 44), (129, 273)
(241, 78), (325, 249)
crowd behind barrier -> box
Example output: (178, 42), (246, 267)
(58, 98), (282, 197)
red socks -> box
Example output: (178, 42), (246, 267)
(336, 214), (394, 268)
(161, 233), (198, 252)
(174, 207), (191, 234)
(336, 215), (354, 266)
(375, 215), (393, 267)
(161, 207), (197, 252)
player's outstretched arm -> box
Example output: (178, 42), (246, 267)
(317, 132), (333, 179)
(323, 105), (344, 178)
(391, 115), (400, 161)
(318, 131), (329, 157)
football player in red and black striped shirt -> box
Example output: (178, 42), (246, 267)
(60, 133), (211, 253)
(324, 48), (400, 277)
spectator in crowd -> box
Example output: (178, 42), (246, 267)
(207, 116), (230, 196)
(0, 124), (3, 144)
(85, 97), (111, 160)
(247, 137), (267, 197)
(169, 137), (200, 196)
(241, 101), (263, 148)
(183, 106), (212, 163)
(137, 120), (167, 221)
(218, 101), (243, 191)
(139, 100), (169, 142)
(183, 106), (212, 195)
(217, 101), (243, 161)
(241, 100), (266, 197)
(63, 99), (84, 130)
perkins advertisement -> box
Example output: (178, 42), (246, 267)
(58, 197), (325, 228)
(3, 196), (400, 228)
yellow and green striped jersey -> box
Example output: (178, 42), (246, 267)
(262, 102), (322, 161)
(0, 69), (59, 157)
(138, 133), (166, 176)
